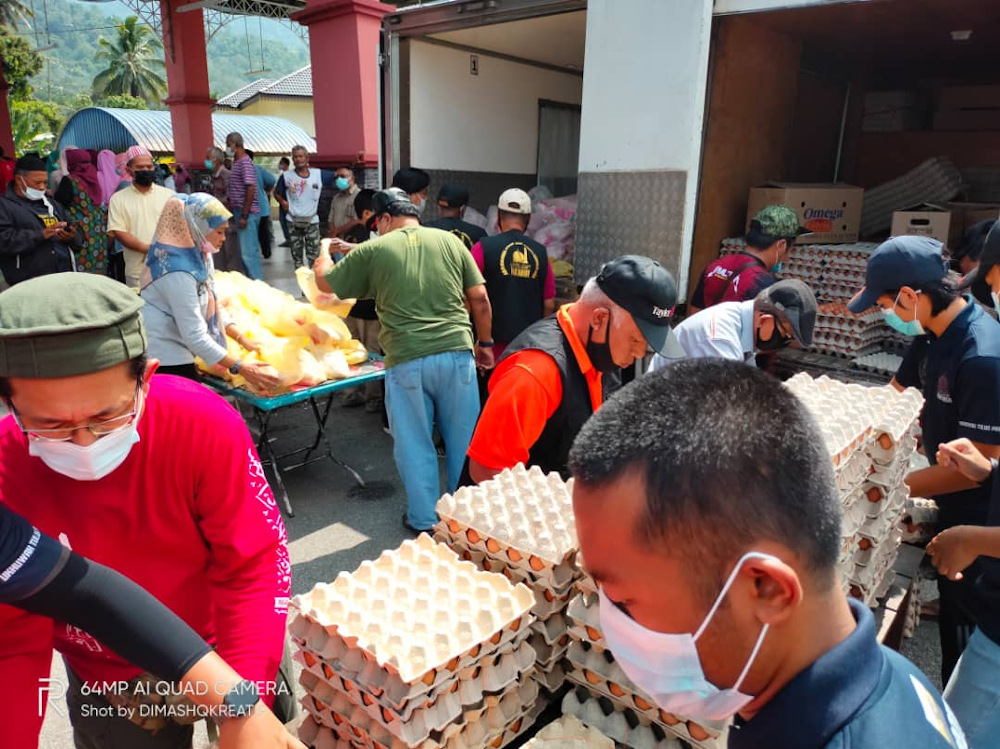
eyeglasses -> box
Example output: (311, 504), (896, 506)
(9, 381), (144, 443)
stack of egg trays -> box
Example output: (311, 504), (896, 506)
(434, 464), (582, 698)
(561, 688), (689, 749)
(563, 591), (727, 749)
(298, 679), (545, 749)
(291, 534), (538, 749)
(521, 713), (615, 749)
(852, 352), (904, 376)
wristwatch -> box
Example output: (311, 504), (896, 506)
(228, 360), (242, 375)
(477, 340), (494, 348)
(979, 458), (999, 487)
(217, 679), (260, 723)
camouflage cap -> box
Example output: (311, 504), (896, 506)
(753, 204), (810, 239)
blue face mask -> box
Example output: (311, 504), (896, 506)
(771, 261), (783, 274)
(335, 177), (350, 191)
(882, 290), (925, 336)
(204, 159), (214, 170)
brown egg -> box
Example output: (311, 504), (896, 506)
(586, 626), (602, 641)
(511, 719), (523, 733)
(859, 537), (872, 550)
(446, 656), (460, 671)
(688, 722), (710, 741)
(422, 669), (436, 686)
(382, 707), (395, 723)
(609, 682), (625, 697)
(866, 487), (882, 502)
(529, 555), (545, 571)
(448, 519), (461, 533)
(303, 651), (317, 667)
(633, 695), (652, 711)
(469, 644), (481, 658)
(490, 734), (504, 748)
(331, 712), (344, 725)
(584, 669), (601, 684)
(544, 589), (555, 602)
(510, 616), (523, 632)
(659, 710), (680, 725)
(321, 663), (335, 680)
(486, 538), (501, 553)
(878, 433), (893, 449)
(508, 548), (523, 562)
(491, 632), (502, 645)
(362, 692), (374, 706)
(467, 529), (481, 544)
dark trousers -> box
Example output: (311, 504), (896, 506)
(258, 212), (273, 259)
(65, 664), (194, 749)
(106, 252), (126, 284)
(279, 209), (289, 242)
(939, 567), (985, 684)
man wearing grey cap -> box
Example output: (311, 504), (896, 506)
(850, 233), (1000, 685)
(314, 187), (494, 534)
(0, 273), (292, 748)
(465, 255), (683, 483)
(648, 279), (817, 369)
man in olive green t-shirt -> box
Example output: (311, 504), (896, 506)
(316, 187), (494, 532)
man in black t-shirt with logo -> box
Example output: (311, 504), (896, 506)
(470, 188), (556, 360)
(425, 183), (487, 250)
(0, 153), (78, 289)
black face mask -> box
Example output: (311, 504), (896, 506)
(586, 313), (619, 373)
(133, 170), (156, 187)
(756, 321), (791, 352)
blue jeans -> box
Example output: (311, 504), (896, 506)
(944, 627), (1000, 747)
(234, 211), (263, 280)
(384, 350), (480, 530)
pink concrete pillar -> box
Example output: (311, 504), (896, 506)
(293, 0), (392, 169)
(0, 62), (15, 158)
(160, 0), (214, 167)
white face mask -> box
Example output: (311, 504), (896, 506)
(29, 424), (140, 481)
(598, 551), (776, 722)
(992, 291), (1000, 317)
(20, 179), (46, 201)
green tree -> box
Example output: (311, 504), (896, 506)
(0, 30), (42, 100)
(0, 0), (32, 30)
(98, 93), (148, 110)
(91, 16), (166, 105)
(11, 100), (59, 155)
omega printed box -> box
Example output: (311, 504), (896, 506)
(746, 183), (864, 243)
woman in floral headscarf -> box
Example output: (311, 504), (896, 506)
(139, 193), (281, 389)
(52, 148), (108, 274)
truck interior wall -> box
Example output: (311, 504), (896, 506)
(422, 169), (537, 219)
(854, 132), (1000, 190)
(689, 16), (802, 297)
(787, 71), (848, 183)
(407, 39), (583, 174)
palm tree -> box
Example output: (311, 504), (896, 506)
(92, 16), (167, 105)
(0, 0), (32, 30)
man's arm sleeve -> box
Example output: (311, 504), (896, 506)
(895, 339), (926, 389)
(194, 405), (290, 704)
(467, 354), (561, 471)
(0, 203), (43, 256)
(106, 194), (128, 235)
(956, 356), (1000, 445)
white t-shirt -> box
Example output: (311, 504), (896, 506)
(283, 168), (322, 224)
(648, 300), (756, 371)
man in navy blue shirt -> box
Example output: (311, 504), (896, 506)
(570, 359), (965, 749)
(849, 235), (1000, 685)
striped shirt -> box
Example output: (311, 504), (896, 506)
(227, 155), (260, 215)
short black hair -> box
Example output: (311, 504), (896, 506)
(0, 354), (149, 400)
(354, 188), (375, 216)
(569, 359), (841, 598)
(245, 149), (255, 160)
(953, 219), (995, 266)
(746, 222), (796, 253)
(884, 277), (959, 316)
(392, 167), (430, 195)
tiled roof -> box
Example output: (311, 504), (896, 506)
(215, 78), (275, 108)
(215, 66), (312, 109)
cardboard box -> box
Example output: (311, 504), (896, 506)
(890, 204), (962, 248)
(746, 183), (864, 244)
(933, 109), (1000, 132)
(938, 85), (1000, 112)
(947, 202), (1000, 232)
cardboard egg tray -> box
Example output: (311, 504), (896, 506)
(296, 634), (537, 722)
(521, 713), (615, 749)
(299, 678), (545, 749)
(562, 686), (720, 749)
(853, 352), (904, 376)
(292, 535), (535, 691)
(435, 465), (579, 590)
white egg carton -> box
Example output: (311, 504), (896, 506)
(292, 535), (535, 704)
(562, 686), (723, 749)
(527, 629), (571, 668)
(435, 465), (579, 589)
(521, 714), (615, 749)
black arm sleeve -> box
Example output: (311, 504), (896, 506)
(17, 550), (212, 683)
(53, 177), (74, 209)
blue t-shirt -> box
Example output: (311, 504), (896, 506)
(731, 599), (967, 749)
(0, 504), (69, 603)
(895, 300), (1000, 528)
(254, 165), (276, 218)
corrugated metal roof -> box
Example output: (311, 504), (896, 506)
(57, 108), (316, 156)
(215, 66), (312, 109)
(215, 77), (275, 109)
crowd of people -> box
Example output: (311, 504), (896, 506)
(4, 134), (1000, 749)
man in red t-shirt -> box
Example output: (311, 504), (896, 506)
(689, 204), (809, 313)
(0, 274), (291, 748)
